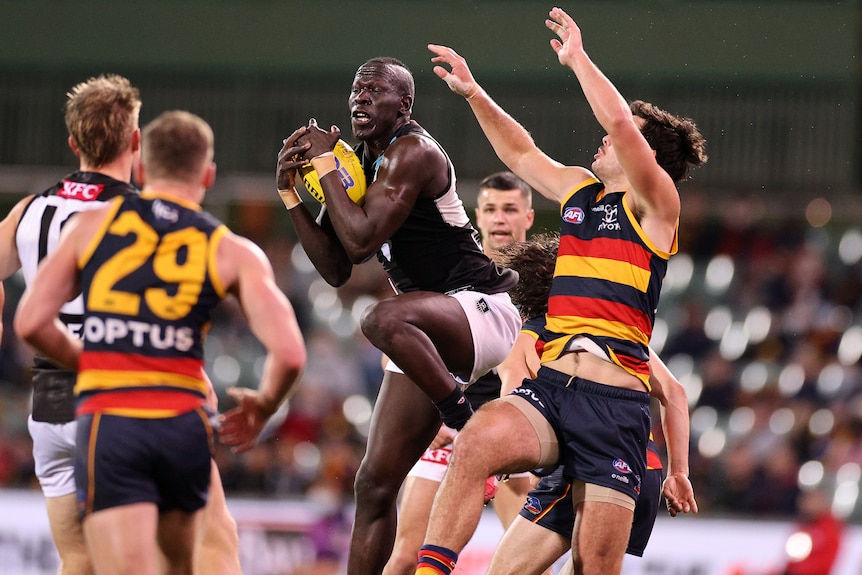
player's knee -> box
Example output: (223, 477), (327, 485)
(359, 301), (400, 344)
(354, 461), (400, 509)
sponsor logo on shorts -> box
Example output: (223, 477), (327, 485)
(510, 387), (546, 408)
(476, 298), (489, 313)
(420, 447), (452, 465)
(524, 495), (543, 515)
(612, 473), (630, 484)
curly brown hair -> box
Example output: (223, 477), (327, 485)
(630, 100), (707, 183)
(495, 232), (559, 320)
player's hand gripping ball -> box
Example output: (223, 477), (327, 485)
(299, 140), (367, 205)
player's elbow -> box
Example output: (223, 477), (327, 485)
(13, 307), (39, 345)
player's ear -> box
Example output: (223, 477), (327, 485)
(131, 128), (141, 153)
(203, 162), (217, 189)
(68, 136), (80, 157)
(400, 95), (413, 116)
(134, 161), (146, 185)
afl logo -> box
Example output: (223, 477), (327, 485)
(562, 207), (585, 224)
(612, 459), (631, 474)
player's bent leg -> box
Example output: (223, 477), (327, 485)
(421, 400), (547, 571)
(383, 476), (442, 575)
(194, 460), (241, 575)
(83, 503), (160, 575)
(486, 515), (569, 575)
(45, 493), (92, 575)
(349, 371), (442, 575)
(571, 499), (633, 575)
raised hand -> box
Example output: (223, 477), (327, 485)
(545, 6), (585, 68)
(428, 44), (481, 100)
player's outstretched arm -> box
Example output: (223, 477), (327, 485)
(429, 44), (590, 204)
(546, 7), (679, 225)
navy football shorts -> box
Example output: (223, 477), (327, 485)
(75, 408), (213, 516)
(520, 440), (664, 556)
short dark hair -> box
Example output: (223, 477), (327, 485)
(494, 232), (559, 320)
(631, 100), (707, 183)
(360, 57), (415, 100)
(141, 111), (213, 184)
(478, 171), (532, 207)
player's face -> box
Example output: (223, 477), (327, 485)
(349, 64), (408, 143)
(475, 188), (534, 251)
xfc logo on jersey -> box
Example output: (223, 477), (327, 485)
(58, 180), (105, 201)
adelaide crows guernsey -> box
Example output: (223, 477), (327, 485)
(75, 191), (228, 417)
(541, 178), (676, 390)
(354, 120), (517, 295)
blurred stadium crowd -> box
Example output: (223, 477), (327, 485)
(2, 186), (862, 527)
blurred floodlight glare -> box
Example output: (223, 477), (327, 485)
(213, 354), (241, 384)
(328, 310), (357, 338)
(816, 363), (845, 397)
(667, 354), (694, 379)
(691, 406), (718, 434)
(837, 462), (862, 484)
(291, 243), (317, 274)
(293, 441), (322, 472)
(719, 322), (749, 360)
(743, 306), (772, 344)
(838, 228), (862, 265)
(705, 255), (734, 295)
(351, 295), (378, 324)
(651, 318), (668, 355)
(785, 532), (813, 561)
(797, 460), (824, 488)
(342, 394), (373, 427)
(664, 253), (693, 294)
(704, 306), (733, 341)
(309, 279), (339, 313)
(740, 361), (769, 393)
(728, 406), (755, 436)
(698, 428), (726, 458)
(680, 372), (703, 407)
(808, 408), (835, 437)
(805, 197), (832, 228)
(769, 408), (795, 435)
(778, 364), (805, 397)
(837, 326), (862, 365)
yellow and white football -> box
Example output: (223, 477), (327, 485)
(299, 139), (367, 205)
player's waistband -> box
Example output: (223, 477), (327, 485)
(536, 366), (650, 404)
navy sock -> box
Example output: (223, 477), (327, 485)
(417, 544), (459, 574)
(434, 387), (473, 430)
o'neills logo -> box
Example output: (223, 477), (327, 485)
(59, 180), (105, 201)
(562, 207), (585, 224)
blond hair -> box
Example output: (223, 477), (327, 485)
(64, 74), (141, 167)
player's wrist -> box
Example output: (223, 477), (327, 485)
(277, 186), (302, 210)
(465, 84), (484, 101)
(311, 152), (337, 178)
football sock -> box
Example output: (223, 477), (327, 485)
(434, 387), (474, 431)
(416, 544), (458, 575)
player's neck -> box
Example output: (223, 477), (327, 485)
(79, 155), (133, 184)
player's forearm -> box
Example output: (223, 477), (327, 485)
(466, 88), (541, 178)
(21, 320), (82, 372)
(566, 50), (632, 137)
(660, 398), (691, 477)
(288, 205), (353, 286)
(257, 354), (305, 417)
